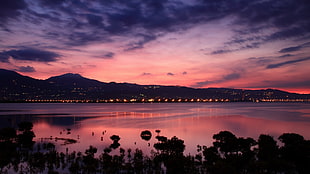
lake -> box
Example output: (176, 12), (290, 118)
(1, 102), (310, 155)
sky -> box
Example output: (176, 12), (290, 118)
(0, 0), (310, 94)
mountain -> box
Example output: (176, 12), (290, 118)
(46, 73), (106, 88)
(0, 69), (43, 86)
(0, 69), (48, 100)
(0, 69), (309, 102)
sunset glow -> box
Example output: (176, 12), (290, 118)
(0, 0), (309, 93)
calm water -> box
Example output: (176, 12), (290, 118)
(1, 102), (310, 154)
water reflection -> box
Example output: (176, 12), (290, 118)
(0, 103), (310, 154)
(2, 122), (309, 174)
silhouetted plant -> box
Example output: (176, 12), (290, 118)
(0, 138), (18, 172)
(46, 142), (56, 151)
(140, 130), (152, 141)
(155, 129), (161, 136)
(213, 131), (239, 156)
(48, 170), (59, 174)
(154, 136), (186, 173)
(28, 152), (46, 173)
(256, 134), (285, 173)
(18, 121), (33, 132)
(0, 127), (16, 141)
(154, 136), (185, 155)
(17, 121), (35, 149)
(0, 127), (17, 172)
(203, 146), (219, 163)
(133, 149), (144, 173)
(110, 141), (120, 149)
(110, 135), (121, 149)
(208, 131), (258, 174)
(257, 134), (278, 161)
(279, 133), (310, 174)
(83, 146), (99, 174)
(17, 129), (35, 149)
(156, 135), (167, 142)
(2, 122), (310, 174)
(99, 148), (113, 173)
(110, 135), (120, 142)
(46, 150), (58, 171)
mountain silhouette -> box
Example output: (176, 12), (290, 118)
(0, 69), (309, 102)
(47, 73), (106, 88)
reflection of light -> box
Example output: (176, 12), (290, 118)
(18, 103), (310, 156)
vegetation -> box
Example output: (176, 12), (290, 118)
(1, 123), (310, 173)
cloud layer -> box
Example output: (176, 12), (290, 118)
(1, 0), (309, 50)
(0, 48), (60, 62)
(0, 0), (309, 93)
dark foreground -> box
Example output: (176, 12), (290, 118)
(1, 122), (310, 174)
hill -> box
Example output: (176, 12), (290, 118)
(0, 69), (309, 102)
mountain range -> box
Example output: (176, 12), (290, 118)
(0, 69), (309, 102)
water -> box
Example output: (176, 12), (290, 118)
(1, 102), (310, 155)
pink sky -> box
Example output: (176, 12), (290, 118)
(0, 0), (309, 94)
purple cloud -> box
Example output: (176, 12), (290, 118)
(16, 65), (36, 72)
(0, 48), (60, 62)
(266, 57), (310, 69)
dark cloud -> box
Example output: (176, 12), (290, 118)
(246, 57), (273, 67)
(0, 53), (10, 62)
(266, 57), (310, 69)
(193, 73), (241, 87)
(86, 14), (103, 27)
(210, 39), (263, 55)
(41, 0), (66, 6)
(223, 73), (241, 81)
(2, 0), (310, 52)
(0, 48), (60, 62)
(267, 27), (309, 41)
(279, 46), (302, 53)
(167, 72), (175, 76)
(125, 34), (157, 51)
(142, 72), (152, 76)
(242, 42), (260, 49)
(238, 0), (310, 28)
(279, 54), (294, 58)
(279, 42), (310, 53)
(65, 32), (112, 46)
(210, 49), (232, 55)
(182, 71), (187, 75)
(193, 80), (213, 87)
(245, 80), (310, 90)
(210, 41), (260, 55)
(101, 52), (114, 59)
(222, 0), (310, 53)
(16, 65), (36, 72)
(269, 80), (310, 89)
(0, 0), (27, 22)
